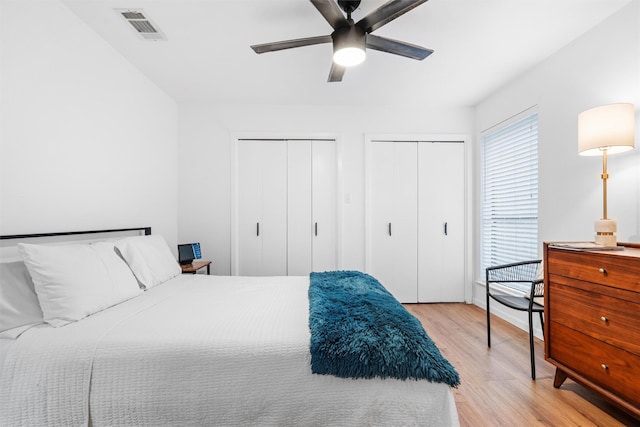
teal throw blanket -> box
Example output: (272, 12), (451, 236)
(308, 271), (460, 387)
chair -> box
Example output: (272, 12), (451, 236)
(486, 260), (544, 380)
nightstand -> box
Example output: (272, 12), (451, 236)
(180, 260), (211, 275)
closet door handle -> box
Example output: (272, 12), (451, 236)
(388, 223), (392, 236)
(444, 222), (448, 236)
(315, 222), (318, 236)
(256, 222), (260, 236)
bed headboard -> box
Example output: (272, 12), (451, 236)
(0, 227), (151, 241)
(0, 227), (152, 260)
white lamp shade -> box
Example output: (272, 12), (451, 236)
(578, 103), (635, 156)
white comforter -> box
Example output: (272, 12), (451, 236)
(0, 274), (459, 426)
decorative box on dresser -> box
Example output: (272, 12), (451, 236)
(543, 242), (640, 420)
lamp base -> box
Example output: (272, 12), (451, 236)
(594, 219), (617, 247)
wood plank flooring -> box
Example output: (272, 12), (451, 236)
(404, 303), (640, 427)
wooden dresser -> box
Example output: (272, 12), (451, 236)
(544, 242), (640, 419)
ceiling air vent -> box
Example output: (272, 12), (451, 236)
(116, 9), (167, 41)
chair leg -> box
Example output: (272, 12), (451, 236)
(539, 312), (544, 338)
(486, 295), (491, 348)
(529, 310), (536, 380)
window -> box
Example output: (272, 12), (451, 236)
(481, 112), (539, 291)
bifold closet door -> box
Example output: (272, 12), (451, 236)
(370, 141), (418, 303)
(237, 140), (288, 276)
(287, 142), (313, 276)
(418, 142), (465, 302)
(288, 140), (337, 275)
(311, 141), (337, 273)
(237, 139), (337, 276)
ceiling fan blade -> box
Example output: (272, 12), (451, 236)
(328, 62), (346, 82)
(251, 35), (332, 54)
(357, 0), (429, 33)
(310, 0), (350, 30)
(366, 34), (433, 60)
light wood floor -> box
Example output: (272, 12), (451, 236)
(404, 303), (640, 427)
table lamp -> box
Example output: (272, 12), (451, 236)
(578, 103), (635, 246)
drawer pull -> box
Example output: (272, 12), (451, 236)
(598, 267), (606, 274)
(600, 316), (608, 323)
(601, 364), (608, 371)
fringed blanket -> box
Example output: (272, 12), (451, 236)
(308, 271), (460, 387)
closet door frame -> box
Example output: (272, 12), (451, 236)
(364, 133), (473, 303)
(231, 133), (342, 276)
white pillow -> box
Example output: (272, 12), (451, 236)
(0, 260), (45, 338)
(114, 235), (181, 290)
(18, 241), (142, 327)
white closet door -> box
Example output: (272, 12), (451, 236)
(370, 142), (395, 294)
(236, 138), (337, 277)
(288, 141), (313, 276)
(260, 141), (288, 276)
(237, 140), (288, 276)
(237, 140), (263, 276)
(370, 142), (418, 302)
(418, 142), (465, 302)
(312, 140), (337, 272)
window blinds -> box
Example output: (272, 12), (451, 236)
(481, 113), (539, 283)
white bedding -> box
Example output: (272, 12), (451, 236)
(0, 274), (459, 426)
(0, 339), (15, 378)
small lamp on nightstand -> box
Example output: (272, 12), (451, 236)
(578, 103), (635, 246)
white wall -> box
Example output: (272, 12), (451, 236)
(178, 104), (473, 275)
(473, 2), (640, 335)
(0, 1), (178, 248)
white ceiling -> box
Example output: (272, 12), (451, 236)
(63, 0), (632, 108)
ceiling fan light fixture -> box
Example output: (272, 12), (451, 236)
(332, 25), (366, 67)
(334, 47), (366, 67)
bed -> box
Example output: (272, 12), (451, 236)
(0, 227), (460, 426)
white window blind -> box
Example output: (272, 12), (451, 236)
(481, 112), (539, 287)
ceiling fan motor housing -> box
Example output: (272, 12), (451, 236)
(332, 25), (367, 54)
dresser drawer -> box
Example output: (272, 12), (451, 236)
(548, 281), (640, 356)
(549, 322), (640, 408)
(547, 248), (640, 293)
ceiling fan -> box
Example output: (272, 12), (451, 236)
(250, 0), (433, 82)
